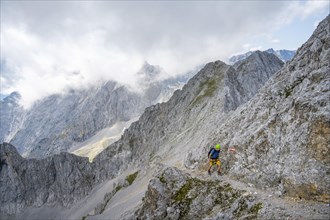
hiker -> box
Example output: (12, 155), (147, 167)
(207, 144), (222, 175)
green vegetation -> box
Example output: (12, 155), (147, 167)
(126, 171), (139, 185)
(167, 175), (262, 219)
(174, 178), (201, 218)
(233, 198), (249, 218)
(174, 179), (195, 202)
(81, 215), (89, 220)
(284, 86), (293, 98)
(283, 76), (305, 98)
(99, 195), (111, 214)
(114, 185), (122, 193)
(250, 202), (263, 215)
(129, 138), (135, 148)
(159, 175), (166, 184)
(191, 78), (218, 107)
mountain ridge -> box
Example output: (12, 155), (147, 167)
(229, 48), (296, 64)
(0, 14), (329, 220)
(1, 64), (199, 160)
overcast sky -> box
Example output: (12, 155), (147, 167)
(1, 0), (329, 107)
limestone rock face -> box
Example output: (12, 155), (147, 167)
(0, 92), (24, 143)
(95, 15), (330, 203)
(10, 81), (146, 158)
(3, 63), (196, 159)
(135, 167), (263, 220)
(216, 15), (330, 202)
(0, 142), (94, 216)
(224, 51), (283, 111)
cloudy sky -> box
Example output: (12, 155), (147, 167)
(1, 0), (329, 107)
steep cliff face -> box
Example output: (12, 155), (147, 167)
(0, 142), (94, 216)
(215, 15), (330, 202)
(5, 63), (196, 159)
(9, 81), (147, 158)
(224, 51), (283, 111)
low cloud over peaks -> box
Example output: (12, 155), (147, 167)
(1, 1), (328, 107)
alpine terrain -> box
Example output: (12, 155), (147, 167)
(229, 48), (296, 64)
(0, 62), (198, 160)
(0, 15), (329, 220)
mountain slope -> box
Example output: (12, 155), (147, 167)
(0, 14), (329, 220)
(94, 14), (329, 202)
(9, 81), (147, 158)
(3, 63), (198, 159)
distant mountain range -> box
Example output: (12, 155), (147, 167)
(0, 62), (200, 160)
(229, 48), (296, 64)
(1, 15), (329, 220)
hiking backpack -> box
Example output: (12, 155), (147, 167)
(208, 147), (220, 159)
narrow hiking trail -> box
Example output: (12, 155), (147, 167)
(189, 168), (330, 219)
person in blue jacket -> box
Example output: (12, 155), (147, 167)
(207, 144), (222, 175)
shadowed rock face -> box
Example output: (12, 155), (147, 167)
(224, 51), (284, 112)
(0, 15), (329, 218)
(0, 142), (94, 216)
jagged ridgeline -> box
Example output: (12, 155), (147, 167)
(1, 15), (329, 219)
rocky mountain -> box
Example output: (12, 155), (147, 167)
(265, 48), (296, 62)
(0, 142), (95, 215)
(1, 63), (197, 160)
(225, 51), (283, 111)
(0, 92), (24, 143)
(229, 48), (296, 64)
(8, 81), (147, 159)
(0, 14), (329, 220)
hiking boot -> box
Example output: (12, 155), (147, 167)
(218, 171), (222, 176)
(208, 170), (211, 175)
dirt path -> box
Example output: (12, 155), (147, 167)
(189, 169), (330, 219)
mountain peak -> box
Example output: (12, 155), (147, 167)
(137, 61), (162, 79)
(3, 92), (21, 104)
(229, 48), (296, 64)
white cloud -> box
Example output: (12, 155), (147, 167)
(276, 0), (329, 27)
(1, 1), (328, 107)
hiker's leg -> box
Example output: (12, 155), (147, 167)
(207, 161), (212, 171)
(208, 160), (213, 172)
(217, 160), (222, 174)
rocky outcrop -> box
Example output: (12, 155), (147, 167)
(215, 15), (330, 202)
(0, 142), (94, 217)
(136, 167), (263, 220)
(224, 51), (283, 111)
